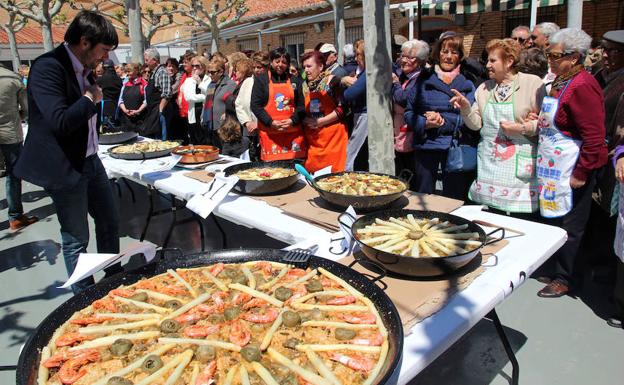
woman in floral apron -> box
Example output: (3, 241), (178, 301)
(534, 28), (608, 298)
(300, 51), (348, 173)
(451, 38), (545, 214)
(250, 47), (307, 161)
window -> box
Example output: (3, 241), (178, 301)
(504, 5), (562, 37)
(346, 26), (363, 45)
(282, 33), (305, 63)
(238, 38), (258, 52)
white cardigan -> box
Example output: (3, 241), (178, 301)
(235, 76), (256, 126)
(181, 75), (211, 124)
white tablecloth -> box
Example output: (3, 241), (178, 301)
(99, 143), (567, 383)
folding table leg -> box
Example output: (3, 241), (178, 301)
(140, 186), (156, 241)
(163, 195), (177, 248)
(210, 213), (227, 248)
(194, 215), (206, 251)
(487, 308), (519, 385)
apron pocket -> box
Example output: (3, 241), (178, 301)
(515, 154), (536, 180)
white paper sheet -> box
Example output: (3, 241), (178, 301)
(59, 241), (158, 289)
(338, 206), (357, 254)
(186, 174), (240, 218)
(313, 165), (333, 178)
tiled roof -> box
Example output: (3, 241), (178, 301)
(242, 0), (328, 20)
(0, 25), (66, 45)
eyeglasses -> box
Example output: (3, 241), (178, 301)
(545, 50), (575, 60)
(400, 54), (418, 61)
(191, 64), (203, 68)
(207, 70), (221, 75)
(530, 35), (539, 41)
(512, 37), (527, 44)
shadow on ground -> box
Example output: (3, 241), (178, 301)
(0, 240), (60, 274)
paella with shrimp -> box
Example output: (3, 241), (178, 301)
(38, 262), (389, 385)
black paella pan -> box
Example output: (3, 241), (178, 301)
(17, 248), (403, 385)
(352, 209), (505, 277)
(307, 171), (411, 212)
(107, 140), (181, 160)
(224, 160), (300, 195)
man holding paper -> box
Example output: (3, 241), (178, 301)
(14, 11), (121, 293)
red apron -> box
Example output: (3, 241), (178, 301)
(303, 75), (348, 172)
(258, 73), (306, 161)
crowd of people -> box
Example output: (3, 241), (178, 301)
(1, 9), (624, 328)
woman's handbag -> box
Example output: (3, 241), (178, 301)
(445, 115), (477, 173)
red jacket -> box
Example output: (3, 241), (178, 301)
(552, 70), (608, 182)
(178, 72), (190, 118)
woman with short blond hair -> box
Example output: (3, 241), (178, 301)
(181, 55), (212, 144)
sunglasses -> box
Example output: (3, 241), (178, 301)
(546, 50), (575, 60)
(207, 70), (221, 75)
(512, 37), (527, 44)
(191, 64), (203, 68)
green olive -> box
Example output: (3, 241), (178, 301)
(230, 273), (248, 285)
(129, 292), (148, 302)
(274, 287), (293, 301)
(241, 346), (262, 362)
(283, 338), (300, 349)
(141, 355), (163, 373)
(254, 273), (266, 286)
(107, 377), (134, 385)
(164, 300), (182, 310)
(224, 268), (239, 279)
(224, 307), (241, 321)
(282, 311), (301, 327)
(305, 279), (323, 293)
(251, 323), (265, 333)
(160, 319), (181, 333)
(109, 339), (133, 356)
(309, 308), (323, 320)
(195, 345), (216, 362)
(208, 313), (225, 323)
(335, 328), (357, 341)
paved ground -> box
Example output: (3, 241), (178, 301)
(1, 178), (622, 384)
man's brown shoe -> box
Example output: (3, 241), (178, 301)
(9, 215), (39, 231)
(537, 280), (570, 298)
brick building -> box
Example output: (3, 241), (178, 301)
(203, 0), (624, 60)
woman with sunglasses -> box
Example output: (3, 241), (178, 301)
(533, 28), (607, 298)
(117, 62), (148, 132)
(180, 56), (212, 144)
(200, 58), (237, 148)
(251, 47), (306, 161)
(450, 38), (545, 214)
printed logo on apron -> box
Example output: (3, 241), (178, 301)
(537, 79), (581, 218)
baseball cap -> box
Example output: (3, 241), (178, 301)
(319, 43), (337, 54)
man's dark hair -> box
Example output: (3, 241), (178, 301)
(269, 47), (290, 64)
(64, 10), (118, 49)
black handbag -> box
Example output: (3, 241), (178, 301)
(445, 115), (477, 173)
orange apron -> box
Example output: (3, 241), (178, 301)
(303, 75), (348, 172)
(258, 73), (306, 161)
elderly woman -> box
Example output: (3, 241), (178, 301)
(532, 28), (607, 298)
(301, 50), (348, 172)
(405, 33), (475, 199)
(181, 56), (211, 144)
(251, 47), (306, 161)
(343, 39), (368, 171)
(392, 39), (429, 185)
(117, 63), (148, 132)
(200, 58), (237, 148)
(451, 38), (545, 212)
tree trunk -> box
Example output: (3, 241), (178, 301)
(6, 26), (22, 71)
(126, 0), (145, 63)
(41, 22), (54, 52)
(362, 0), (394, 174)
(333, 0), (346, 64)
(210, 17), (220, 54)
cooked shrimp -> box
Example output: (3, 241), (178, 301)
(241, 308), (279, 323)
(92, 297), (117, 313)
(255, 261), (272, 275)
(285, 284), (307, 305)
(329, 353), (375, 373)
(134, 279), (157, 290)
(326, 295), (357, 305)
(159, 285), (188, 296)
(287, 268), (307, 277)
(183, 324), (221, 338)
(211, 291), (229, 312)
(43, 349), (98, 368)
(321, 278), (341, 288)
(229, 320), (251, 346)
(209, 263), (225, 277)
(175, 310), (203, 324)
(57, 349), (100, 384)
(338, 312), (376, 324)
(55, 333), (95, 347)
(108, 288), (135, 298)
(232, 292), (252, 306)
(242, 298), (267, 310)
(350, 332), (384, 346)
(195, 361), (217, 385)
(69, 316), (113, 326)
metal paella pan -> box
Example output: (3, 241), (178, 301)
(224, 160), (300, 195)
(17, 248), (403, 385)
(352, 209), (505, 277)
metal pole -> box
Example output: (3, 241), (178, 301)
(530, 0), (538, 29)
(567, 0), (583, 29)
(417, 0), (422, 39)
(258, 31), (263, 51)
(362, 0), (395, 174)
(408, 6), (415, 40)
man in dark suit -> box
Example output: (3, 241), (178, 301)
(15, 10), (121, 293)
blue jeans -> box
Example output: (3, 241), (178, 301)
(160, 113), (167, 140)
(0, 142), (24, 220)
(46, 155), (119, 293)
